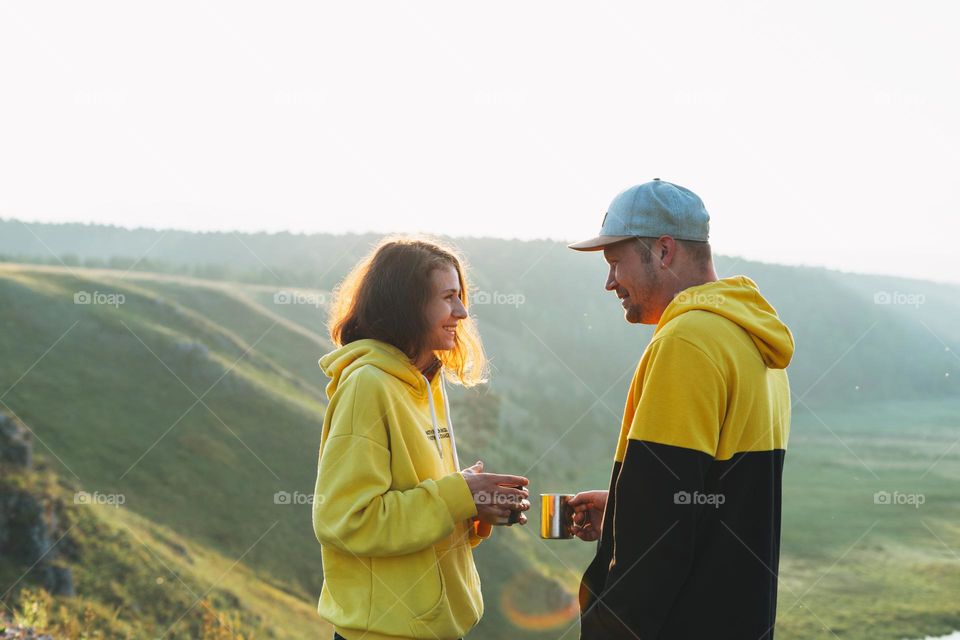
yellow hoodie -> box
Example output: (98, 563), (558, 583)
(579, 276), (795, 639)
(312, 339), (491, 640)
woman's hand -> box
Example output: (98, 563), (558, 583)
(462, 461), (530, 526)
(568, 490), (608, 541)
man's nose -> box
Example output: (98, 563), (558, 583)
(605, 274), (618, 291)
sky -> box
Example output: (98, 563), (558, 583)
(1, 1), (958, 283)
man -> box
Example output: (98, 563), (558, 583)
(567, 179), (794, 639)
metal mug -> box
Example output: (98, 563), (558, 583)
(493, 507), (525, 526)
(540, 493), (575, 539)
(491, 484), (528, 526)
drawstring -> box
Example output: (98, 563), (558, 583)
(421, 370), (461, 470)
(439, 372), (461, 471)
(422, 372), (443, 459)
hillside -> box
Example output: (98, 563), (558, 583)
(2, 219), (958, 411)
(0, 419), (330, 639)
(0, 221), (958, 639)
(0, 262), (584, 639)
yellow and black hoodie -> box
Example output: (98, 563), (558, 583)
(313, 339), (492, 640)
(579, 276), (794, 640)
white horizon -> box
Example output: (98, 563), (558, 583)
(2, 1), (957, 285)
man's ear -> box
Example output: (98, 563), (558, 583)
(658, 235), (677, 268)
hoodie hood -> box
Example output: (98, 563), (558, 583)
(656, 276), (795, 369)
(319, 339), (428, 400)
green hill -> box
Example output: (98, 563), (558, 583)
(0, 221), (958, 639)
(1, 454), (327, 639)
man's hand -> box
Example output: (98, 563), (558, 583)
(462, 461), (530, 526)
(568, 490), (608, 541)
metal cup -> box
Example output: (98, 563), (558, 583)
(491, 484), (529, 526)
(540, 493), (575, 539)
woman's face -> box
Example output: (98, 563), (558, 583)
(421, 265), (468, 354)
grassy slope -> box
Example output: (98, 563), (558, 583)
(0, 263), (583, 639)
(0, 461), (331, 639)
(0, 263), (333, 637)
(2, 261), (960, 639)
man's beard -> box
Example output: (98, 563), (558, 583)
(624, 300), (643, 324)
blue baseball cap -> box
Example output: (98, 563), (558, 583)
(569, 179), (710, 251)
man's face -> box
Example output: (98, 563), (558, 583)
(603, 239), (661, 324)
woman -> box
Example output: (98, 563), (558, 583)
(312, 237), (529, 640)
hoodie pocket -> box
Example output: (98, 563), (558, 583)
(412, 554), (447, 623)
(371, 545), (444, 624)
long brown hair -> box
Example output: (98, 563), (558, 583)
(328, 236), (488, 386)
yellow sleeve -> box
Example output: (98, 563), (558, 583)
(312, 371), (478, 557)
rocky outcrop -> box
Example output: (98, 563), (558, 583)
(0, 413), (32, 468)
(0, 412), (73, 597)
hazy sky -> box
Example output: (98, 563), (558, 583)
(1, 1), (957, 283)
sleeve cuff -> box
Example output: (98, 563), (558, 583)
(474, 520), (493, 539)
(436, 472), (478, 522)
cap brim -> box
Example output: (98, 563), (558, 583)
(567, 235), (634, 252)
